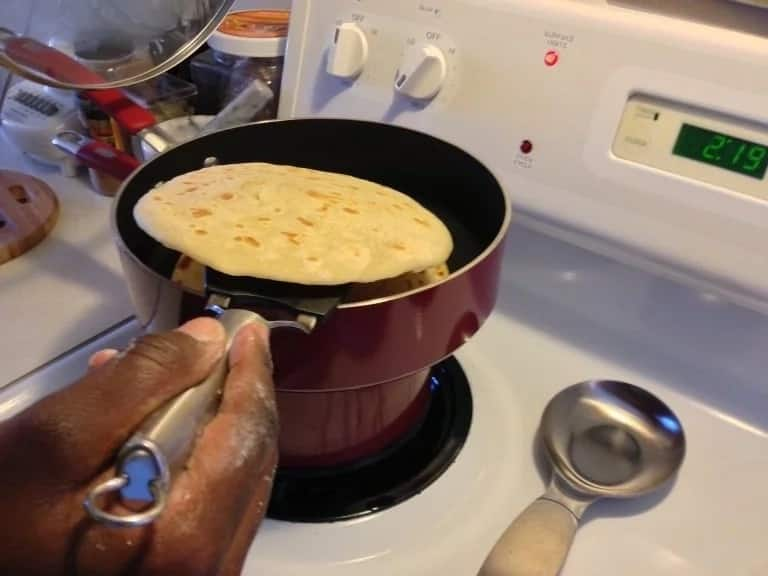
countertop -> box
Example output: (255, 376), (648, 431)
(0, 136), (135, 387)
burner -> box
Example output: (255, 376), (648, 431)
(266, 356), (473, 522)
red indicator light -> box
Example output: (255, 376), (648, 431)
(544, 50), (559, 67)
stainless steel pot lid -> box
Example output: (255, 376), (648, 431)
(0, 0), (235, 90)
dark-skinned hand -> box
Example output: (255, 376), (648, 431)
(0, 317), (278, 576)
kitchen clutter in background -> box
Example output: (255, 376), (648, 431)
(0, 9), (289, 197)
(190, 10), (288, 120)
(0, 80), (81, 174)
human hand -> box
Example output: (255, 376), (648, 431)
(0, 317), (278, 576)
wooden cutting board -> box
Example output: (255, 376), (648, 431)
(0, 170), (59, 265)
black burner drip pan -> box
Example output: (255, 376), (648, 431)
(267, 356), (473, 523)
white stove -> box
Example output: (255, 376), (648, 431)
(245, 228), (768, 575)
(2, 0), (768, 574)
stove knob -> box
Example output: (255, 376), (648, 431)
(394, 43), (447, 100)
(326, 22), (368, 79)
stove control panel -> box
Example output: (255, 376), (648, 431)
(315, 10), (460, 109)
(614, 95), (768, 202)
(394, 42), (447, 100)
(282, 0), (768, 306)
(327, 22), (369, 79)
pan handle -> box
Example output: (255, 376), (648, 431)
(85, 308), (265, 528)
(53, 131), (141, 181)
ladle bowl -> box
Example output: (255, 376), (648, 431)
(479, 380), (686, 576)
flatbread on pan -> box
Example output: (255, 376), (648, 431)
(134, 163), (453, 286)
(344, 263), (449, 302)
(170, 255), (450, 301)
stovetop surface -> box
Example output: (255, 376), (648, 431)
(1, 141), (767, 575)
(241, 220), (768, 575)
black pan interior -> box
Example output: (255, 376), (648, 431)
(116, 119), (507, 283)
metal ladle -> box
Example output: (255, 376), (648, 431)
(479, 380), (686, 576)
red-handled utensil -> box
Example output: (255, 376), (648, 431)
(0, 32), (157, 135)
(82, 88), (157, 136)
(2, 35), (104, 85)
(0, 1), (236, 91)
(52, 131), (141, 181)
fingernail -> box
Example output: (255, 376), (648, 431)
(88, 348), (119, 368)
(177, 317), (225, 343)
(230, 322), (270, 366)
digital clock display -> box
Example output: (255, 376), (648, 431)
(672, 124), (768, 179)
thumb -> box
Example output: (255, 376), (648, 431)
(22, 318), (226, 483)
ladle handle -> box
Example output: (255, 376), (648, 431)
(478, 497), (578, 576)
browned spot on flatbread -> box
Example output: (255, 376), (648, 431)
(317, 204), (330, 212)
(306, 189), (335, 200)
(195, 229), (208, 235)
(413, 217), (429, 227)
(243, 236), (260, 247)
(220, 192), (234, 200)
(297, 217), (314, 227)
(236, 224), (245, 229)
(307, 256), (319, 262)
(389, 242), (406, 251)
(257, 217), (271, 222)
(392, 204), (403, 210)
(343, 207), (359, 214)
(191, 208), (212, 218)
(282, 231), (301, 246)
(234, 236), (243, 241)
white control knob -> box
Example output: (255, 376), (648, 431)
(326, 23), (368, 79)
(394, 43), (447, 100)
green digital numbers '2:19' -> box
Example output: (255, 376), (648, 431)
(744, 145), (767, 172)
(673, 124), (768, 180)
(702, 135), (726, 161)
(731, 143), (747, 166)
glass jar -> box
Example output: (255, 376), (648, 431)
(189, 10), (289, 121)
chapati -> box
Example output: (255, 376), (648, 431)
(134, 163), (453, 285)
